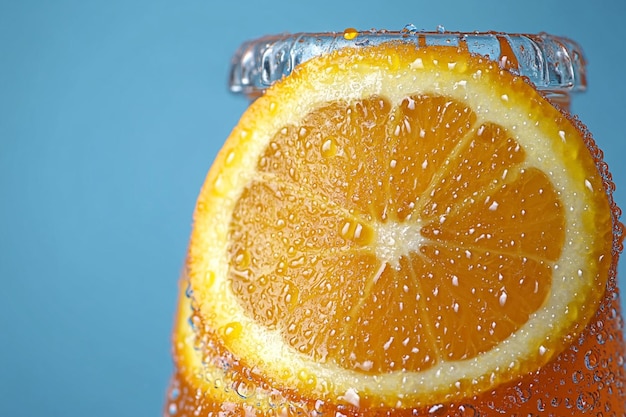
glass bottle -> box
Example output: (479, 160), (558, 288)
(166, 29), (626, 416)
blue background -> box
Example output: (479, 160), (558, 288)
(2, 1), (625, 416)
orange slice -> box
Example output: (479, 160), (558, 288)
(184, 42), (613, 408)
(170, 278), (310, 415)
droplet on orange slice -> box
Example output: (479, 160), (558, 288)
(184, 42), (614, 408)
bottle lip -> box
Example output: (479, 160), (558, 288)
(229, 30), (587, 99)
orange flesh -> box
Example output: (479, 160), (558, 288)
(227, 95), (562, 374)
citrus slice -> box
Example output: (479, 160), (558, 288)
(170, 277), (311, 415)
(186, 42), (614, 408)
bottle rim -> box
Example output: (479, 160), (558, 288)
(228, 30), (587, 99)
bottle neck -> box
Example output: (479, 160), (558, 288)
(229, 30), (587, 108)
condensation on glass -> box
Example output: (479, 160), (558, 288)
(229, 30), (586, 110)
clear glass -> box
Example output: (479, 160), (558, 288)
(229, 30), (587, 109)
(166, 30), (626, 416)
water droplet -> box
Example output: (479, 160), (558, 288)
(343, 27), (359, 40)
(457, 404), (478, 416)
(169, 387), (180, 401)
(203, 270), (215, 288)
(224, 149), (237, 166)
(428, 403), (446, 415)
(184, 282), (193, 299)
(572, 369), (584, 384)
(436, 24), (446, 33)
(585, 349), (600, 370)
(284, 283), (300, 308)
(321, 137), (338, 158)
(383, 336), (394, 350)
(297, 369), (317, 388)
(221, 322), (243, 340)
(288, 255), (305, 267)
(233, 248), (251, 271)
(340, 219), (372, 245)
(537, 398), (545, 412)
(402, 23), (418, 35)
(341, 387), (360, 407)
(515, 386), (531, 403)
(234, 380), (255, 399)
(168, 403), (178, 415)
(451, 275), (459, 286)
(576, 391), (596, 412)
(212, 172), (228, 195)
(498, 289), (508, 306)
